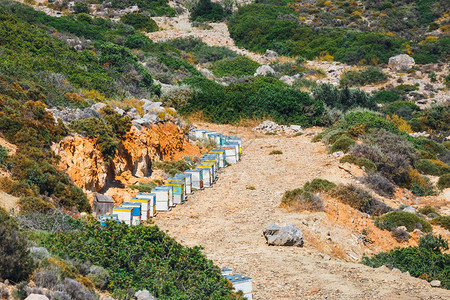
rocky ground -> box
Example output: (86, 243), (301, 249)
(153, 122), (450, 299)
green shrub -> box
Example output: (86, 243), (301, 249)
(418, 206), (439, 216)
(281, 188), (323, 211)
(330, 136), (355, 153)
(18, 197), (55, 214)
(152, 159), (195, 177)
(129, 182), (159, 193)
(190, 0), (226, 22)
(0, 210), (35, 283)
(269, 150), (283, 155)
(437, 174), (450, 189)
(375, 211), (432, 232)
(0, 145), (8, 166)
(167, 37), (237, 64)
(124, 33), (153, 49)
(303, 178), (336, 193)
(121, 13), (159, 32)
(394, 84), (419, 94)
(40, 222), (235, 298)
(362, 245), (450, 289)
(383, 101), (420, 120)
(210, 56), (260, 77)
(431, 216), (450, 231)
(373, 90), (400, 103)
(340, 111), (397, 134)
(313, 84), (376, 111)
(340, 67), (388, 86)
(356, 158), (377, 172)
(419, 234), (448, 253)
(415, 159), (449, 176)
(181, 76), (324, 125)
(330, 184), (392, 216)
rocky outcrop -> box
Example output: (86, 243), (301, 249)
(263, 223), (304, 247)
(388, 54), (415, 72)
(52, 122), (201, 193)
(253, 120), (303, 135)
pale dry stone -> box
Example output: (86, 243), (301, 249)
(263, 223), (304, 247)
(388, 54), (415, 72)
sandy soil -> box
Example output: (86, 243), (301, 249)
(153, 123), (450, 299)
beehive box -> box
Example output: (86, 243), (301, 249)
(113, 206), (133, 226)
(151, 187), (171, 211)
(165, 180), (185, 204)
(133, 194), (157, 218)
(224, 136), (242, 154)
(196, 165), (212, 187)
(98, 214), (119, 227)
(199, 161), (217, 182)
(209, 149), (226, 168)
(121, 202), (142, 225)
(221, 147), (238, 164)
(184, 169), (203, 190)
(223, 142), (240, 161)
(174, 173), (193, 195)
(224, 274), (253, 300)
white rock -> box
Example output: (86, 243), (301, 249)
(25, 295), (49, 300)
(254, 65), (275, 76)
(388, 54), (415, 72)
(430, 280), (441, 287)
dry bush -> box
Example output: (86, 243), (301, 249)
(360, 173), (396, 198)
(281, 189), (324, 211)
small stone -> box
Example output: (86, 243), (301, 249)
(430, 280), (441, 287)
(25, 295), (49, 300)
(135, 289), (156, 300)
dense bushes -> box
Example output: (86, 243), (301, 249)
(375, 211), (432, 232)
(228, 3), (448, 64)
(280, 179), (334, 211)
(340, 67), (388, 86)
(190, 0), (227, 22)
(330, 184), (392, 215)
(167, 37), (237, 63)
(437, 174), (450, 190)
(415, 159), (450, 176)
(372, 90), (401, 103)
(431, 216), (450, 231)
(330, 136), (355, 153)
(181, 76), (324, 125)
(210, 56), (260, 77)
(40, 221), (235, 298)
(121, 13), (159, 32)
(313, 84), (376, 111)
(0, 209), (35, 283)
(360, 173), (396, 197)
(362, 235), (450, 289)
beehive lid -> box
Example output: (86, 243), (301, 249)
(113, 206), (132, 212)
(122, 202), (141, 208)
(224, 274), (251, 283)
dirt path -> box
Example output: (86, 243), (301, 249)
(154, 124), (450, 299)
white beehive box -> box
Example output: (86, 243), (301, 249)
(222, 147), (238, 164)
(209, 149), (226, 168)
(184, 169), (203, 190)
(174, 173), (192, 196)
(134, 193), (156, 218)
(199, 162), (216, 183)
(165, 180), (185, 204)
(121, 202), (142, 225)
(224, 274), (253, 300)
(196, 165), (212, 187)
(113, 206), (133, 226)
(151, 187), (171, 211)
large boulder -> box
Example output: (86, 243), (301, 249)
(388, 54), (415, 72)
(263, 223), (303, 247)
(254, 65), (275, 76)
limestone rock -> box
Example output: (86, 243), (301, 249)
(430, 280), (441, 287)
(388, 54), (415, 72)
(254, 65), (275, 76)
(265, 49), (278, 59)
(25, 295), (49, 300)
(135, 290), (155, 300)
(52, 122), (201, 192)
(263, 223), (304, 247)
(402, 206), (416, 214)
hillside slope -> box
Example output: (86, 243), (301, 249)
(154, 123), (450, 299)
